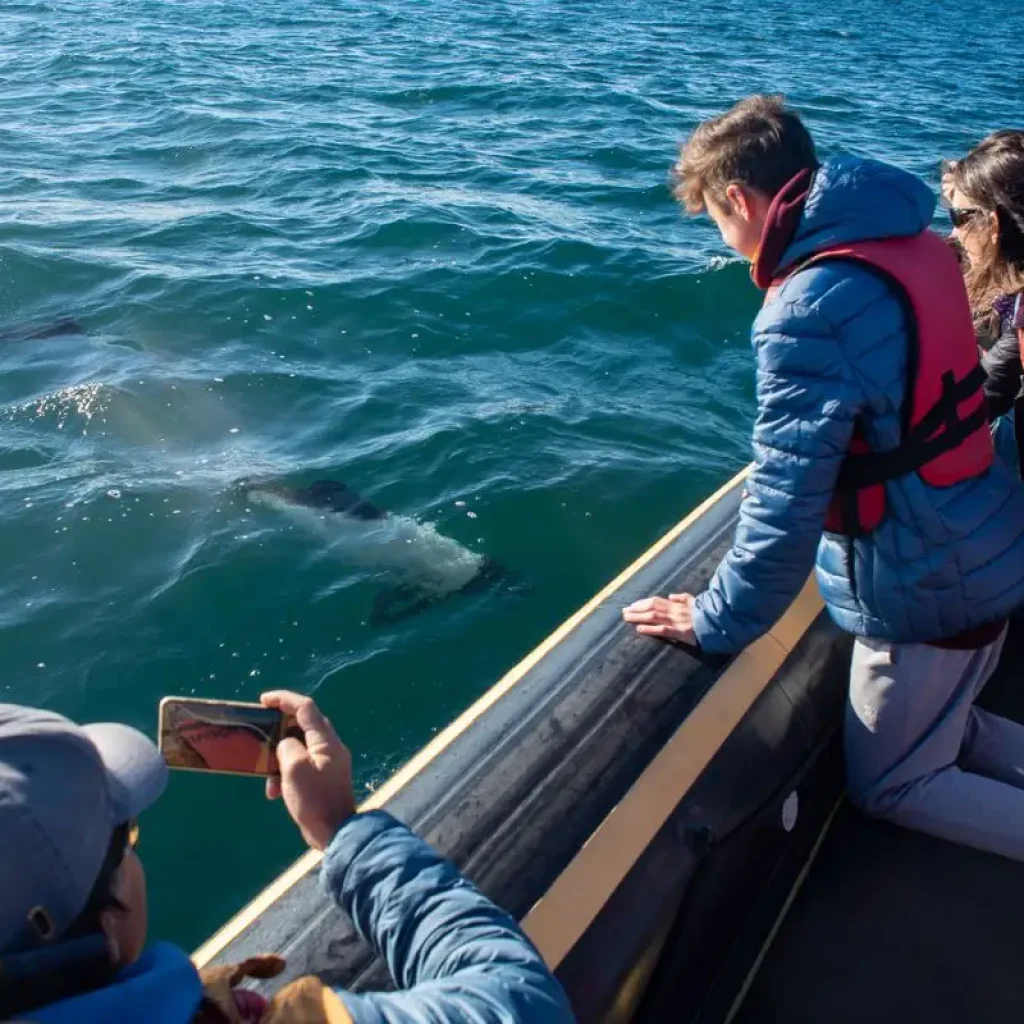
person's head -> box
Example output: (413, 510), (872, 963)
(672, 94), (819, 259)
(0, 704), (167, 1018)
(944, 130), (1024, 319)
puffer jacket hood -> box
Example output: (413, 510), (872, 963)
(780, 156), (936, 272)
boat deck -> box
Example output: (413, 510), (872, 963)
(733, 628), (1024, 1024)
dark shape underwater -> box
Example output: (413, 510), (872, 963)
(0, 317), (83, 343)
(369, 555), (516, 627)
(238, 477), (521, 626)
(251, 478), (387, 521)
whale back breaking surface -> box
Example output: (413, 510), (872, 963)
(243, 478), (490, 603)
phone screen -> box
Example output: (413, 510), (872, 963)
(158, 698), (291, 776)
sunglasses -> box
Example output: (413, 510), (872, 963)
(949, 206), (984, 229)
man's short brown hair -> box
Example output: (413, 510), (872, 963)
(672, 94), (818, 214)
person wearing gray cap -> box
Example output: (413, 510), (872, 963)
(0, 692), (574, 1023)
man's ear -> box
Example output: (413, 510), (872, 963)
(98, 864), (126, 965)
(98, 910), (121, 966)
(724, 183), (752, 222)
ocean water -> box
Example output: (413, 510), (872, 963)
(1, 0), (1021, 952)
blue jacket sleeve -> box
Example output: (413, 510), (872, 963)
(321, 810), (575, 1024)
(691, 295), (859, 655)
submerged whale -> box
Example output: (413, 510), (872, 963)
(239, 479), (514, 625)
(0, 318), (83, 343)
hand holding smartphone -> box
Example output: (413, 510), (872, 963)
(158, 691), (357, 851)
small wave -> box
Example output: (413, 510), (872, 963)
(705, 254), (745, 270)
(370, 81), (510, 109)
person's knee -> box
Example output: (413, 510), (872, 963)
(843, 749), (895, 817)
(846, 775), (904, 820)
(848, 768), (948, 826)
(847, 782), (877, 816)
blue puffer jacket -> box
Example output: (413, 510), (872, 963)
(33, 811), (574, 1024)
(692, 156), (1024, 655)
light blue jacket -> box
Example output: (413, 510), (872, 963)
(33, 811), (573, 1023)
(692, 157), (1024, 654)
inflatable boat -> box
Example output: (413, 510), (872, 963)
(195, 466), (1024, 1023)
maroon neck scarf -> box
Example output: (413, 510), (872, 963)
(750, 168), (815, 290)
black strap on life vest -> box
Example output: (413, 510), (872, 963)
(835, 363), (989, 491)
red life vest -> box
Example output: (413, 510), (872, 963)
(768, 230), (993, 535)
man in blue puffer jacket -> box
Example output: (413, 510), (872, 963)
(624, 94), (1024, 860)
(0, 694), (574, 1023)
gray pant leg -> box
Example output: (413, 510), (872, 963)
(961, 706), (1024, 787)
(845, 630), (1024, 862)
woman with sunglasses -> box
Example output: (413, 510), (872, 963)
(944, 131), (1024, 474)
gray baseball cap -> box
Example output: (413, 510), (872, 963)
(0, 703), (168, 957)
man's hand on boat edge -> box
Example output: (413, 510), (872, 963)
(622, 592), (698, 646)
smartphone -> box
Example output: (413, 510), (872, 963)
(158, 697), (297, 777)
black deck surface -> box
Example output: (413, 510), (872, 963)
(733, 627), (1024, 1024)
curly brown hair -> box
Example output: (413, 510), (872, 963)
(671, 94), (818, 214)
(946, 130), (1024, 331)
